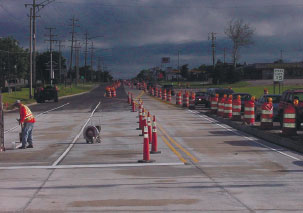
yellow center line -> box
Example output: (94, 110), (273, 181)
(161, 136), (187, 164)
(158, 124), (199, 163)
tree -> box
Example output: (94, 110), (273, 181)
(180, 64), (189, 79)
(36, 51), (66, 84)
(0, 37), (29, 88)
(225, 19), (255, 69)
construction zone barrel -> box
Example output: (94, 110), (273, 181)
(217, 95), (227, 117)
(224, 95), (233, 119)
(232, 95), (241, 121)
(282, 103), (297, 136)
(167, 90), (172, 102)
(176, 91), (182, 106)
(106, 87), (111, 98)
(211, 94), (219, 114)
(158, 88), (162, 98)
(162, 89), (167, 101)
(155, 88), (158, 97)
(183, 92), (189, 108)
(244, 97), (255, 125)
(189, 92), (195, 109)
(111, 87), (116, 98)
(260, 98), (273, 130)
(151, 88), (154, 96)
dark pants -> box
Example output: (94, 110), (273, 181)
(22, 122), (34, 147)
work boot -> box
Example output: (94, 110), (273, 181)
(26, 145), (33, 148)
(18, 146), (26, 149)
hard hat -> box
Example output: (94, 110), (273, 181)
(268, 97), (273, 103)
(251, 96), (256, 101)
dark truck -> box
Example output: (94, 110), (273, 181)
(278, 89), (303, 129)
(162, 84), (175, 96)
(34, 85), (59, 103)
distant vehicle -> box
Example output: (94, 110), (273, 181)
(205, 88), (234, 107)
(232, 93), (252, 112)
(195, 91), (207, 105)
(34, 85), (59, 103)
(162, 84), (175, 96)
(279, 89), (303, 129)
(255, 94), (281, 120)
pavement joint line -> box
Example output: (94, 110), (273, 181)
(0, 162), (184, 170)
(160, 136), (187, 164)
(188, 109), (302, 161)
(157, 124), (199, 163)
(4, 102), (70, 134)
(51, 102), (101, 166)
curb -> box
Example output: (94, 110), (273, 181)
(205, 112), (303, 153)
(3, 85), (99, 113)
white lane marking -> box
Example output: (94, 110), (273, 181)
(51, 102), (101, 166)
(188, 110), (301, 161)
(0, 162), (184, 170)
(4, 103), (70, 134)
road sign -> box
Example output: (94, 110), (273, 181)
(273, 69), (284, 82)
(161, 57), (170, 64)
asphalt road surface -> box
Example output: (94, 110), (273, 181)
(0, 84), (303, 212)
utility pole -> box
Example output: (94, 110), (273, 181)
(223, 47), (226, 64)
(74, 41), (81, 86)
(28, 8), (33, 98)
(177, 50), (180, 71)
(25, 0), (55, 88)
(68, 16), (79, 83)
(209, 32), (216, 71)
(89, 41), (96, 81)
(84, 31), (89, 81)
(56, 40), (64, 83)
(280, 49), (283, 62)
(45, 27), (57, 86)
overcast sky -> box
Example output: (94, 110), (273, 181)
(1, 0), (303, 79)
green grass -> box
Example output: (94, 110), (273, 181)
(159, 80), (303, 98)
(1, 83), (96, 107)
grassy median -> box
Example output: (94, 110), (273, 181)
(1, 83), (97, 106)
(160, 81), (303, 98)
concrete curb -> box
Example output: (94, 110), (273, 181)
(3, 85), (99, 113)
(205, 112), (303, 153)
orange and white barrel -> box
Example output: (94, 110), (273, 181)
(217, 96), (226, 117)
(183, 92), (189, 107)
(158, 89), (162, 98)
(211, 96), (218, 114)
(162, 89), (167, 101)
(167, 90), (172, 102)
(223, 96), (233, 119)
(189, 92), (195, 109)
(155, 88), (158, 97)
(282, 104), (297, 136)
(232, 96), (241, 121)
(244, 100), (255, 125)
(260, 101), (273, 130)
(176, 92), (182, 106)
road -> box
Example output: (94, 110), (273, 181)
(0, 84), (303, 212)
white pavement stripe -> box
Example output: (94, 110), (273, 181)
(0, 162), (184, 170)
(188, 110), (301, 161)
(4, 103), (70, 134)
(51, 102), (101, 166)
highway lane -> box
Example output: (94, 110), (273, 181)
(0, 85), (303, 212)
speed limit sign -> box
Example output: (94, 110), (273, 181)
(273, 69), (284, 82)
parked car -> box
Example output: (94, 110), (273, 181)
(278, 89), (303, 129)
(34, 85), (59, 103)
(162, 84), (175, 96)
(205, 88), (234, 107)
(255, 94), (281, 120)
(195, 91), (207, 105)
(232, 93), (252, 112)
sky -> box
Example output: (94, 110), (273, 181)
(1, 0), (303, 79)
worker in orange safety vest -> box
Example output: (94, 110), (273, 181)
(14, 100), (36, 149)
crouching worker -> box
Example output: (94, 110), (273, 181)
(14, 100), (36, 149)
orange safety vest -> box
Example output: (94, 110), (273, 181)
(20, 104), (35, 123)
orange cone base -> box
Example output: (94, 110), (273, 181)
(150, 150), (161, 154)
(138, 159), (155, 163)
